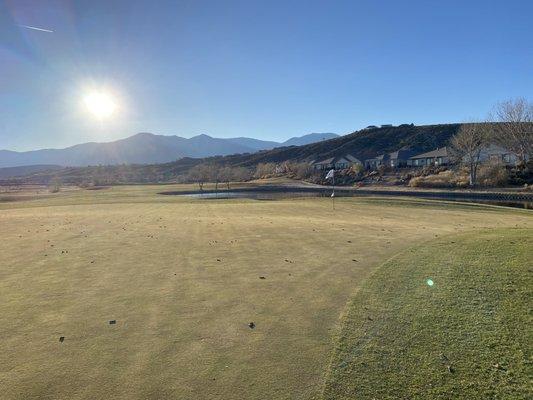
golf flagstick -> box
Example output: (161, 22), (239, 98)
(325, 168), (335, 210)
(332, 170), (335, 209)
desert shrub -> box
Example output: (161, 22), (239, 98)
(477, 163), (509, 187)
(254, 163), (277, 178)
(293, 162), (313, 179)
(351, 163), (365, 175)
(48, 178), (61, 193)
(377, 165), (388, 176)
(232, 167), (253, 182)
(507, 161), (532, 186)
(409, 170), (469, 188)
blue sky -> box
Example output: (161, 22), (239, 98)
(1, 0), (532, 151)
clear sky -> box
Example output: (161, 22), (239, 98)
(1, 0), (532, 151)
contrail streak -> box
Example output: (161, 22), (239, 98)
(18, 24), (54, 33)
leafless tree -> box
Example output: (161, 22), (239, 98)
(293, 162), (313, 179)
(188, 164), (210, 191)
(206, 163), (220, 192)
(232, 167), (252, 182)
(219, 166), (234, 190)
(48, 177), (61, 193)
(451, 123), (489, 186)
(254, 162), (277, 178)
(491, 98), (533, 165)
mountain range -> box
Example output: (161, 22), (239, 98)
(3, 124), (463, 185)
(0, 132), (338, 168)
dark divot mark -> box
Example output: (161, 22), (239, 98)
(447, 365), (455, 373)
(352, 259), (358, 262)
(248, 322), (255, 329)
(59, 336), (65, 343)
(216, 259), (221, 262)
(109, 320), (116, 325)
(259, 276), (266, 279)
(347, 240), (352, 243)
(492, 363), (507, 371)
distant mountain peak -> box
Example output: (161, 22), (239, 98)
(130, 132), (158, 139)
(0, 131), (339, 168)
(282, 132), (339, 146)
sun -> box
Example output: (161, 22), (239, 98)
(83, 90), (117, 119)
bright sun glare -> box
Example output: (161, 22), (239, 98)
(83, 91), (117, 119)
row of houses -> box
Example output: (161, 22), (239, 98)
(310, 145), (520, 171)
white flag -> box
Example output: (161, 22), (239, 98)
(325, 169), (334, 180)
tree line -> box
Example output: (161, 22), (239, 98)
(451, 98), (532, 186)
(186, 161), (318, 191)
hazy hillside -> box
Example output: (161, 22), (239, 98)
(222, 124), (461, 166)
(0, 132), (339, 168)
(226, 137), (279, 150)
(0, 165), (64, 179)
(3, 124), (462, 185)
(282, 132), (338, 147)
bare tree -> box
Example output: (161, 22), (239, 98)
(48, 177), (61, 193)
(219, 166), (234, 190)
(206, 163), (220, 192)
(451, 123), (489, 186)
(492, 98), (533, 165)
(188, 164), (210, 191)
(232, 167), (252, 182)
(254, 163), (277, 178)
(294, 162), (313, 179)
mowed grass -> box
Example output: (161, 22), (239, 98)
(322, 228), (532, 400)
(0, 185), (531, 399)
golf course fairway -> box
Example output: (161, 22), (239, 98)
(1, 185), (531, 399)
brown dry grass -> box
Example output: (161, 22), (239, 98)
(1, 185), (531, 399)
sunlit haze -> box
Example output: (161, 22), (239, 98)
(83, 91), (117, 120)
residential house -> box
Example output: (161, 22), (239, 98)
(335, 155), (362, 169)
(364, 148), (416, 169)
(478, 144), (521, 166)
(311, 154), (362, 171)
(311, 157), (335, 171)
(364, 153), (390, 169)
(388, 148), (418, 167)
(408, 147), (450, 167)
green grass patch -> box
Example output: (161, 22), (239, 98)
(323, 228), (532, 400)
